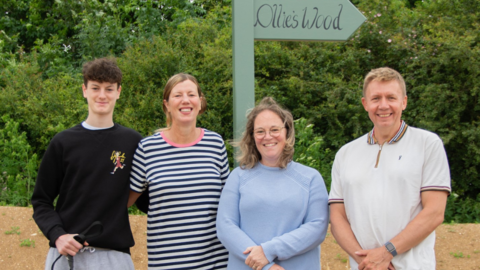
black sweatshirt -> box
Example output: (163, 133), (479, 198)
(32, 123), (142, 253)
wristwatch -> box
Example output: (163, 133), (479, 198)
(385, 241), (397, 257)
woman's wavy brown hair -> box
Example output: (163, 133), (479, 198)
(236, 97), (295, 169)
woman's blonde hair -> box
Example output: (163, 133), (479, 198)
(236, 97), (295, 169)
(159, 73), (207, 131)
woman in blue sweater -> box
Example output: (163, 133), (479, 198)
(216, 97), (329, 270)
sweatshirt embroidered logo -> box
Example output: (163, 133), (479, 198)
(110, 151), (126, 174)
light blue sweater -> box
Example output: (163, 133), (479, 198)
(216, 161), (329, 270)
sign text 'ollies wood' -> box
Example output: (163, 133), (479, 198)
(254, 4), (344, 31)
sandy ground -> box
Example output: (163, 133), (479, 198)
(0, 206), (479, 269)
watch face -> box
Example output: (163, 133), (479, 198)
(385, 242), (397, 256)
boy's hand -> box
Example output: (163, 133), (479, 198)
(55, 234), (87, 256)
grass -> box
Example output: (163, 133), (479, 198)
(450, 251), (464, 258)
(4, 226), (20, 235)
(447, 227), (457, 233)
(19, 238), (35, 247)
(128, 205), (147, 216)
(336, 253), (348, 263)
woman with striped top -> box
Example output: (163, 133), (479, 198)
(128, 73), (230, 269)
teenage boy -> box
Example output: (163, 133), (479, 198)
(32, 58), (142, 270)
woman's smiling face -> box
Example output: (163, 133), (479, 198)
(163, 80), (202, 126)
(254, 110), (287, 167)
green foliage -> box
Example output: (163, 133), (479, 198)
(19, 238), (35, 247)
(0, 0), (216, 78)
(0, 57), (85, 152)
(445, 193), (480, 223)
(128, 205), (146, 216)
(4, 226), (21, 235)
(118, 5), (234, 138)
(450, 251), (465, 258)
(0, 0), (479, 221)
(255, 0), (480, 202)
(0, 115), (39, 206)
(335, 253), (348, 263)
(293, 118), (332, 190)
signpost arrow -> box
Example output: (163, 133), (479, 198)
(254, 0), (366, 41)
(233, 0), (365, 155)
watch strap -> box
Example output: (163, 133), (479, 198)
(385, 241), (397, 257)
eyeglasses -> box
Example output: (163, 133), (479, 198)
(253, 126), (286, 139)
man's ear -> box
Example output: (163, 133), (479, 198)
(361, 97), (368, 111)
(82, 84), (87, 98)
(117, 85), (122, 99)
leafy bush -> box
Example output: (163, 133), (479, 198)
(0, 0), (224, 78)
(118, 5), (234, 139)
(255, 0), (480, 201)
(0, 0), (479, 222)
(445, 193), (480, 223)
(0, 56), (85, 152)
(293, 118), (332, 190)
(0, 115), (39, 206)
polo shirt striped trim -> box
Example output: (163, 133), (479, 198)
(329, 126), (451, 269)
(367, 120), (408, 145)
(328, 198), (344, 205)
(420, 186), (452, 193)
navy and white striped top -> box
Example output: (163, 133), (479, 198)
(130, 129), (229, 269)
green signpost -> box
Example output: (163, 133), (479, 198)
(233, 0), (366, 142)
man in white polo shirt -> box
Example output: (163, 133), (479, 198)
(329, 67), (451, 270)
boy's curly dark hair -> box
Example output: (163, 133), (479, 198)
(82, 58), (122, 88)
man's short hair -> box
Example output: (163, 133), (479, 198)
(363, 67), (406, 97)
(82, 58), (122, 88)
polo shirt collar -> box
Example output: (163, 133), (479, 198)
(367, 120), (408, 145)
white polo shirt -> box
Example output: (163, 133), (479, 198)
(329, 121), (451, 270)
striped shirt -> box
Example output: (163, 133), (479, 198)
(130, 129), (229, 269)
